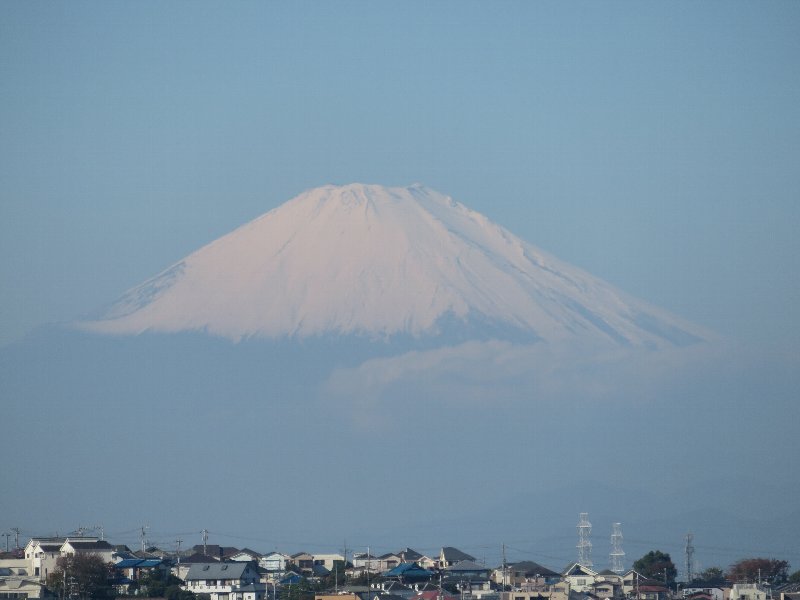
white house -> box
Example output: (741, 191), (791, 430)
(183, 562), (265, 600)
(352, 552), (380, 574)
(24, 538), (65, 582)
(562, 563), (598, 593)
(730, 585), (767, 600)
(312, 554), (345, 571)
(259, 553), (290, 575)
(59, 539), (116, 564)
(0, 562), (48, 600)
(230, 550), (262, 563)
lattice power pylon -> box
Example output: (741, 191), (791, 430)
(577, 512), (593, 567)
(685, 533), (695, 583)
(610, 523), (625, 574)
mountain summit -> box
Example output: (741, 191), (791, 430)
(82, 183), (705, 346)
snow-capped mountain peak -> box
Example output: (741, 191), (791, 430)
(82, 183), (707, 347)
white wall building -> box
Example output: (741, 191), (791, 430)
(730, 584), (767, 600)
(183, 562), (264, 600)
(23, 538), (64, 582)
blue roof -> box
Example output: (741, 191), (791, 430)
(384, 562), (433, 578)
(115, 559), (163, 569)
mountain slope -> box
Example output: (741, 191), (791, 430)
(82, 183), (707, 346)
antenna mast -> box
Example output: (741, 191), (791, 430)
(685, 533), (695, 583)
(610, 523), (625, 574)
(577, 512), (593, 567)
(140, 525), (150, 553)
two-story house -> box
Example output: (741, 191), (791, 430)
(24, 538), (64, 581)
(60, 539), (116, 564)
(563, 563), (599, 593)
(183, 562), (264, 600)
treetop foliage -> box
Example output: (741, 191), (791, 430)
(727, 558), (790, 585)
(47, 553), (116, 600)
(632, 550), (678, 584)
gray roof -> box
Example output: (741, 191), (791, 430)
(445, 560), (488, 572)
(441, 547), (475, 563)
(383, 582), (411, 591)
(233, 548), (262, 558)
(191, 545), (239, 558)
(509, 561), (559, 578)
(397, 548), (423, 561)
(185, 562), (252, 581)
(182, 553), (219, 564)
(66, 540), (114, 551)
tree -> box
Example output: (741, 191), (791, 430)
(689, 567), (726, 587)
(727, 558), (789, 585)
(165, 585), (198, 600)
(47, 554), (116, 600)
(137, 568), (188, 598)
(632, 551), (677, 584)
(788, 570), (800, 584)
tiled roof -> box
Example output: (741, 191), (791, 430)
(510, 561), (559, 578)
(397, 548), (424, 561)
(441, 547), (475, 563)
(66, 540), (114, 551)
(444, 560), (488, 572)
(185, 562), (252, 581)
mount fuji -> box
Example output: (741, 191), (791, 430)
(81, 183), (706, 348)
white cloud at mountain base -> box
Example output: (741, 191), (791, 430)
(323, 338), (798, 432)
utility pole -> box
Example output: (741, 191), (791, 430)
(1, 532), (9, 553)
(11, 528), (21, 549)
(176, 539), (183, 565)
(201, 530), (209, 556)
(684, 533), (694, 584)
(140, 525), (149, 553)
(502, 544), (507, 591)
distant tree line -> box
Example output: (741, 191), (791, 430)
(633, 550), (797, 587)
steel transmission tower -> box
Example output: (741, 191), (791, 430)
(577, 512), (593, 567)
(609, 523), (625, 573)
(685, 533), (695, 583)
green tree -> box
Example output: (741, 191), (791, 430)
(136, 568), (188, 598)
(47, 554), (116, 600)
(281, 579), (320, 600)
(689, 567), (726, 587)
(632, 550), (677, 584)
(727, 558), (789, 585)
(788, 570), (800, 584)
(165, 585), (198, 600)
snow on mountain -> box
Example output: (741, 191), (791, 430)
(81, 183), (708, 347)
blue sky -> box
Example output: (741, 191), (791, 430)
(2, 2), (800, 568)
(2, 2), (799, 349)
